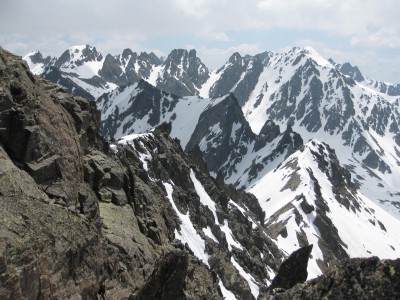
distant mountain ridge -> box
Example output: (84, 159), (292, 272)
(24, 45), (209, 100)
(25, 44), (400, 100)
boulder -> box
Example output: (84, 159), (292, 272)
(268, 245), (313, 293)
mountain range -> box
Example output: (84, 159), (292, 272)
(21, 45), (400, 297)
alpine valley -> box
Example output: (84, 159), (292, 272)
(0, 44), (397, 299)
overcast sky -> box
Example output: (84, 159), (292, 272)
(1, 0), (399, 83)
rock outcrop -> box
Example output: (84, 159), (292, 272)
(0, 47), (107, 299)
(272, 256), (400, 299)
(268, 245), (313, 293)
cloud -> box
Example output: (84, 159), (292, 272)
(1, 0), (400, 82)
(3, 0), (400, 47)
(172, 0), (210, 19)
(350, 28), (400, 49)
(199, 31), (231, 42)
(255, 0), (400, 47)
(195, 44), (264, 70)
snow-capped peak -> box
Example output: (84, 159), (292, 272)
(23, 50), (53, 75)
(301, 46), (333, 68)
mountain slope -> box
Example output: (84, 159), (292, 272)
(234, 48), (400, 214)
(186, 93), (256, 178)
(97, 81), (304, 190)
(249, 139), (400, 278)
(200, 46), (400, 218)
(207, 51), (271, 106)
(96, 79), (212, 147)
(114, 127), (283, 299)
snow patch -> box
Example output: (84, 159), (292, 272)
(218, 276), (237, 300)
(231, 257), (259, 299)
(163, 182), (210, 267)
(190, 169), (218, 222)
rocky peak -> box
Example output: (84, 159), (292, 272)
(139, 51), (163, 66)
(338, 62), (365, 82)
(253, 120), (281, 152)
(157, 48), (209, 96)
(97, 78), (181, 139)
(165, 48), (189, 63)
(27, 51), (45, 64)
(23, 51), (56, 76)
(54, 45), (103, 69)
(186, 93), (255, 177)
(163, 49), (208, 75)
(229, 52), (243, 64)
(121, 48), (135, 60)
(188, 48), (197, 58)
(210, 53), (256, 104)
(118, 48), (138, 68)
(162, 49), (190, 76)
(80, 45), (103, 62)
(99, 53), (130, 86)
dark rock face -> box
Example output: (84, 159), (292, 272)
(157, 49), (210, 96)
(97, 79), (180, 139)
(0, 47), (106, 299)
(27, 51), (54, 66)
(0, 52), (102, 208)
(267, 59), (324, 132)
(210, 52), (271, 106)
(130, 251), (221, 300)
(268, 245), (313, 292)
(42, 66), (96, 100)
(254, 120), (280, 152)
(339, 62), (365, 82)
(186, 94), (256, 178)
(210, 53), (247, 100)
(272, 257), (400, 299)
(99, 53), (132, 86)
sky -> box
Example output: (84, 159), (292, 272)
(1, 0), (399, 83)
